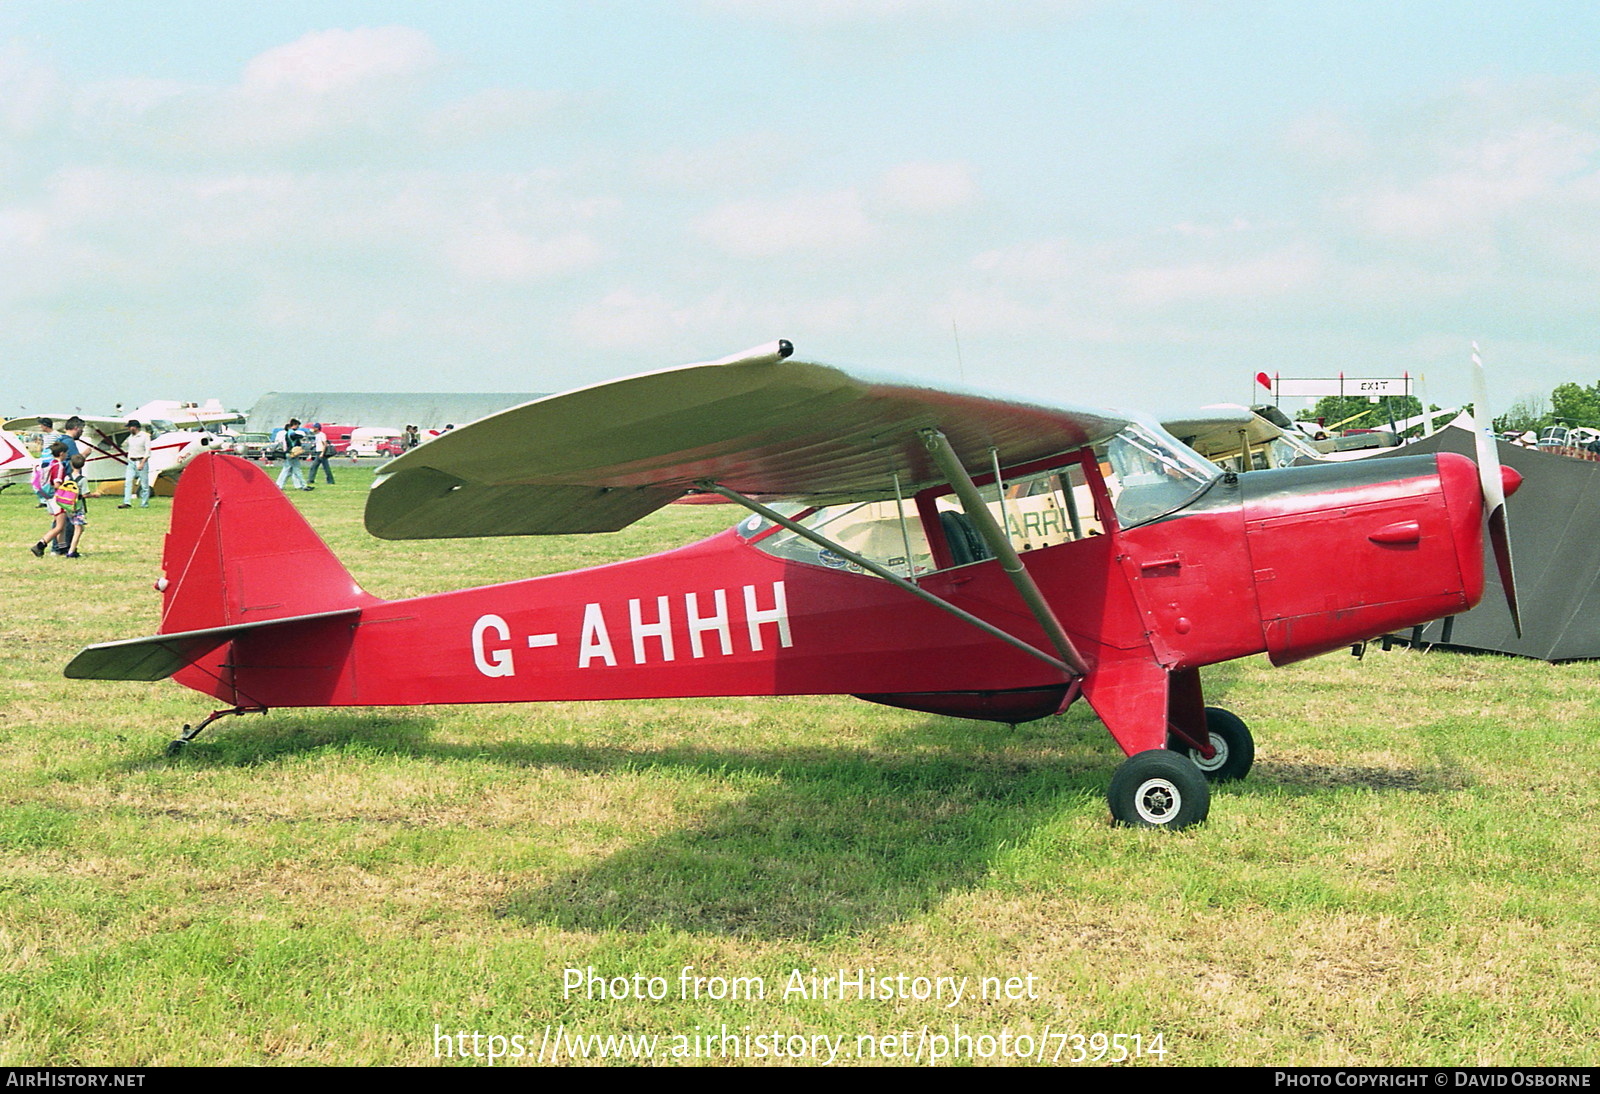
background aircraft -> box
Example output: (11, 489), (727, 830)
(0, 428), (35, 490)
(2, 414), (231, 495)
(65, 342), (1519, 829)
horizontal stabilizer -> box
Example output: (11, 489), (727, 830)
(65, 608), (362, 681)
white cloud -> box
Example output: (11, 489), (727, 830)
(639, 133), (799, 189)
(11, 21), (1600, 415)
(877, 161), (977, 214)
(0, 44), (66, 138)
(1166, 217), (1255, 240)
(940, 285), (1089, 336)
(1116, 248), (1322, 306)
(701, 0), (1094, 29)
(241, 27), (440, 96)
(0, 159), (623, 325)
(694, 189), (877, 257)
(1345, 123), (1600, 240)
(445, 229), (603, 282)
(568, 289), (741, 349)
(421, 88), (566, 145)
(702, 0), (970, 26)
(566, 286), (867, 352)
(972, 238), (1098, 281)
(1282, 111), (1371, 170)
(53, 27), (453, 162)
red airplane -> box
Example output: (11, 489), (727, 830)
(67, 341), (1520, 829)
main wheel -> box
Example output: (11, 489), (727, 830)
(1179, 707), (1255, 783)
(1108, 750), (1210, 829)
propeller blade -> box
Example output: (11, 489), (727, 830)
(1471, 343), (1522, 637)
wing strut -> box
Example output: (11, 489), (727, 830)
(919, 428), (1091, 676)
(697, 482), (1077, 677)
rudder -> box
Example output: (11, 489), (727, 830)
(160, 453), (377, 634)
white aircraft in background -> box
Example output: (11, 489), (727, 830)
(2, 414), (232, 496)
(125, 398), (243, 430)
(0, 429), (34, 490)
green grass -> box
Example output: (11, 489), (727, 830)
(2, 465), (1598, 1066)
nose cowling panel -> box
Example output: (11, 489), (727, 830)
(1242, 453), (1484, 665)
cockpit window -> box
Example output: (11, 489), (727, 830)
(1098, 422), (1221, 528)
(739, 499), (933, 579)
(736, 420), (1217, 578)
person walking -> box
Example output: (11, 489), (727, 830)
(274, 419), (312, 491)
(64, 454), (89, 557)
(305, 423), (335, 485)
(118, 420), (152, 508)
(59, 417), (85, 467)
(29, 442), (69, 558)
(32, 418), (60, 507)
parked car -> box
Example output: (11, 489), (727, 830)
(229, 432), (275, 460)
(347, 427), (404, 457)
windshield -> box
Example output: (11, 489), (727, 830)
(1099, 422), (1221, 528)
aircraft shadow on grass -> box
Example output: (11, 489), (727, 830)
(135, 698), (1469, 940)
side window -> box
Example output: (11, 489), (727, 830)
(741, 500), (934, 579)
(1000, 462), (1103, 549)
(925, 454), (1106, 568)
(738, 436), (1184, 579)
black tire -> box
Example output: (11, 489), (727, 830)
(1180, 707), (1255, 783)
(1108, 749), (1210, 829)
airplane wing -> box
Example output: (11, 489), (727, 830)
(4, 413), (131, 436)
(1162, 405), (1303, 461)
(366, 340), (1131, 539)
(4, 414), (134, 464)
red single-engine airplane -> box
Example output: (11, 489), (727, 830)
(66, 341), (1521, 828)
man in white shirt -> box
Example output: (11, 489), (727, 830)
(119, 421), (152, 508)
(306, 422), (335, 485)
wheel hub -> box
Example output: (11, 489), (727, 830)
(1194, 731), (1228, 772)
(1135, 777), (1182, 823)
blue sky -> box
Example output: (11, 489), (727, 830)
(3, 1), (1598, 419)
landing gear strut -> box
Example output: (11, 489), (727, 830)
(166, 706), (267, 756)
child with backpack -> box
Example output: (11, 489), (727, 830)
(29, 443), (70, 558)
(64, 454), (89, 558)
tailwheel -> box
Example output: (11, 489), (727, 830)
(165, 706), (267, 756)
(1180, 706), (1255, 783)
(1108, 749), (1210, 829)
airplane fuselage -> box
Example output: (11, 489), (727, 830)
(172, 452), (1485, 761)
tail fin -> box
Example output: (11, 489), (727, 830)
(159, 453), (377, 634)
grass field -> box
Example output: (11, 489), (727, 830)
(3, 464), (1599, 1067)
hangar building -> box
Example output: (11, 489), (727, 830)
(245, 392), (542, 434)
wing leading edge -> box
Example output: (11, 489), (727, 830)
(364, 340), (1131, 540)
